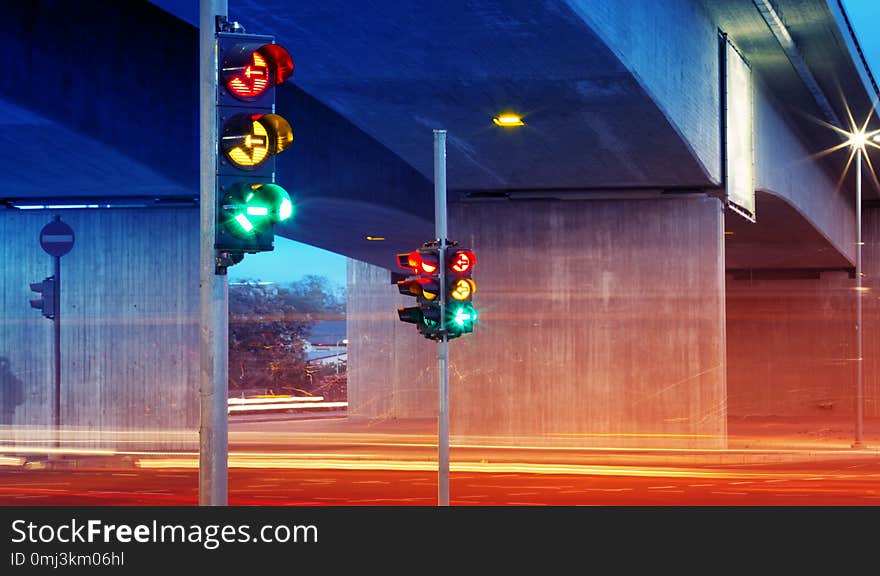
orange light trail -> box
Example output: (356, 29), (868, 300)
(132, 455), (880, 482)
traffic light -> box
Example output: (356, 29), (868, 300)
(444, 248), (477, 338)
(396, 245), (443, 339)
(215, 30), (296, 268)
(29, 276), (57, 320)
(395, 243), (477, 340)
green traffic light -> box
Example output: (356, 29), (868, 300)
(221, 182), (294, 239)
(449, 303), (477, 331)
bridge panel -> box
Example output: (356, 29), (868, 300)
(567, 0), (721, 184)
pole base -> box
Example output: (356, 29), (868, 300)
(851, 440), (867, 449)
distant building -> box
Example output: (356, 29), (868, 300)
(306, 320), (346, 346)
(304, 320), (347, 367)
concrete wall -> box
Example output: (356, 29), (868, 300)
(724, 204), (880, 419)
(347, 196), (727, 447)
(863, 205), (880, 418)
(0, 208), (199, 448)
(725, 271), (857, 416)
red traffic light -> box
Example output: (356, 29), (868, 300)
(396, 250), (439, 275)
(396, 252), (419, 271)
(223, 43), (294, 101)
(448, 249), (475, 274)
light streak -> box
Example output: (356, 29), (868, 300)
(228, 396), (324, 405)
(0, 456), (24, 467)
(133, 454), (880, 481)
(227, 401), (347, 413)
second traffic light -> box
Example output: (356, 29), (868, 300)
(395, 242), (477, 341)
(397, 246), (443, 339)
(215, 30), (295, 264)
(29, 276), (57, 320)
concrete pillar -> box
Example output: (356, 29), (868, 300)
(347, 195), (727, 448)
(346, 261), (436, 420)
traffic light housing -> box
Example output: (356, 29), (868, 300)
(215, 30), (296, 270)
(395, 242), (477, 340)
(444, 248), (477, 338)
(396, 245), (443, 339)
(29, 276), (57, 320)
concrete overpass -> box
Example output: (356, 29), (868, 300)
(1, 0), (878, 448)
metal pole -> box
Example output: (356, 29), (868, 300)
(199, 0), (229, 505)
(53, 255), (60, 450)
(434, 129), (449, 506)
(854, 147), (865, 449)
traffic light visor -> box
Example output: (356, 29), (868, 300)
(398, 307), (424, 324)
(254, 183), (294, 222)
(397, 253), (415, 270)
(258, 44), (294, 85)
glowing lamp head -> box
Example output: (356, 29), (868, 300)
(849, 130), (868, 151)
(421, 286), (438, 301)
(493, 113), (525, 127)
(221, 113), (293, 169)
(449, 250), (475, 274)
(450, 278), (475, 301)
(451, 304), (477, 329)
(227, 50), (269, 99)
(223, 43), (294, 101)
(220, 182), (293, 240)
(420, 259), (438, 274)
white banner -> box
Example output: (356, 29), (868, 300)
(724, 39), (756, 222)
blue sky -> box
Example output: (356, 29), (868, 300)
(227, 236), (348, 289)
(842, 0), (880, 81)
(224, 1), (880, 292)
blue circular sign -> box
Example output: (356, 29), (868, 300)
(39, 217), (75, 257)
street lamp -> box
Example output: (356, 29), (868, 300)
(819, 109), (880, 448)
(850, 130), (866, 449)
(845, 127), (880, 448)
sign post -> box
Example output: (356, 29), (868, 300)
(434, 130), (450, 506)
(38, 215), (75, 449)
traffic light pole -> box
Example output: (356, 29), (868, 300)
(53, 256), (61, 450)
(434, 129), (450, 507)
(199, 0), (229, 506)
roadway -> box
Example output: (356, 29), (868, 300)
(0, 414), (879, 505)
(2, 458), (880, 505)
